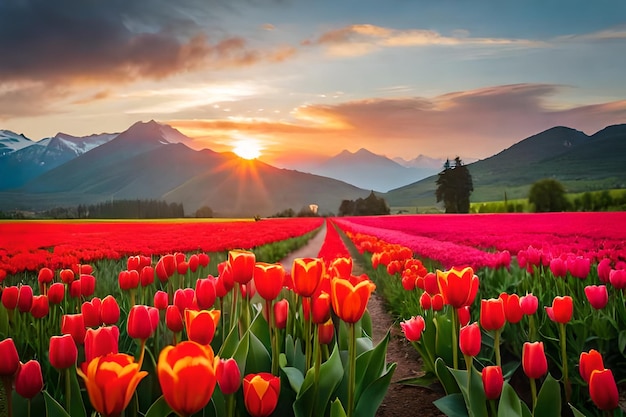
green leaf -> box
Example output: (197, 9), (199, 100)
(354, 331), (390, 403)
(293, 344), (344, 417)
(434, 312), (455, 366)
(497, 382), (523, 417)
(354, 363), (397, 417)
(396, 372), (440, 388)
(618, 329), (626, 354)
(448, 367), (488, 417)
(218, 321), (241, 358)
(245, 330), (271, 374)
(68, 368), (86, 417)
(534, 374), (561, 417)
(330, 398), (347, 417)
(249, 307), (271, 351)
(435, 357), (460, 395)
(144, 395), (175, 417)
(281, 366), (305, 393)
(361, 309), (373, 338)
(434, 393), (470, 417)
(43, 391), (71, 417)
(568, 403), (588, 417)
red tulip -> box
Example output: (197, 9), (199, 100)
(140, 266), (155, 287)
(329, 257), (353, 278)
(157, 341), (218, 416)
(579, 349), (604, 384)
(457, 306), (471, 327)
(522, 341), (547, 379)
(185, 309), (220, 345)
(273, 299), (289, 329)
(217, 261), (235, 294)
(154, 290), (169, 310)
(38, 267), (54, 292)
(589, 368), (619, 411)
(49, 334), (78, 370)
(545, 296), (573, 324)
(400, 315), (426, 342)
(597, 258), (612, 283)
(166, 305), (184, 334)
(431, 293), (445, 311)
(61, 313), (86, 345)
(253, 262), (285, 301)
(196, 278), (217, 310)
(82, 298), (102, 327)
(567, 256), (590, 279)
(0, 338), (20, 377)
(243, 372), (281, 417)
(216, 358), (241, 395)
(609, 268), (626, 290)
(101, 295), (120, 325)
(318, 318), (335, 344)
(419, 292), (432, 310)
(30, 295), (49, 319)
(229, 250), (256, 284)
(119, 270), (140, 291)
(127, 305), (155, 340)
(80, 274), (96, 297)
(188, 254), (200, 273)
(482, 366), (503, 400)
(198, 253), (210, 268)
(311, 292), (331, 324)
(15, 360), (43, 399)
(520, 293), (538, 315)
(437, 266), (479, 309)
(174, 288), (197, 314)
(177, 261), (189, 275)
(480, 298), (506, 331)
(84, 326), (120, 367)
(60, 269), (75, 284)
(584, 285), (608, 310)
(47, 282), (65, 305)
(17, 285), (33, 313)
(459, 322), (481, 357)
(292, 257), (324, 297)
(127, 255), (141, 272)
(156, 254), (176, 282)
(499, 293), (523, 324)
(549, 257), (567, 278)
(1, 286), (19, 310)
(69, 280), (82, 298)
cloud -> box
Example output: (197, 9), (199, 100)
(170, 84), (626, 160)
(304, 24), (544, 57)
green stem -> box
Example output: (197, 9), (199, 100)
(2, 376), (13, 417)
(489, 399), (497, 417)
(230, 287), (239, 333)
(304, 297), (312, 370)
(494, 329), (502, 368)
(528, 314), (536, 342)
(451, 308), (459, 369)
(464, 354), (472, 397)
(347, 323), (357, 417)
(225, 393), (235, 417)
(267, 300), (279, 376)
(65, 368), (71, 412)
(530, 377), (537, 414)
(311, 326), (322, 417)
(559, 323), (571, 403)
(138, 339), (146, 370)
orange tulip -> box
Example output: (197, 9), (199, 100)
(157, 341), (219, 417)
(437, 266), (479, 309)
(328, 257), (352, 278)
(253, 262), (285, 301)
(330, 275), (376, 324)
(228, 250), (256, 284)
(243, 372), (281, 417)
(77, 354), (147, 417)
(185, 309), (221, 345)
(292, 257), (324, 297)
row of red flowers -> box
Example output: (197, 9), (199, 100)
(0, 218), (323, 275)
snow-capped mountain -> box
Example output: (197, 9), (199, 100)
(0, 130), (34, 156)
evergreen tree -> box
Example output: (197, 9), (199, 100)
(435, 157), (473, 213)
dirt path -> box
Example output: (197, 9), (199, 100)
(279, 224), (445, 417)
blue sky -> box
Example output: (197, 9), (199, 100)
(1, 0), (625, 165)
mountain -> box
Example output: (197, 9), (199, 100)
(0, 131), (117, 190)
(0, 130), (34, 156)
(393, 154), (446, 170)
(1, 120), (369, 216)
(385, 125), (626, 208)
(306, 148), (439, 192)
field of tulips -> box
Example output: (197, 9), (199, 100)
(335, 212), (626, 416)
(0, 217), (394, 417)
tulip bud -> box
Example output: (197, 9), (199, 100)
(459, 322), (481, 357)
(15, 360), (43, 399)
(482, 366), (503, 400)
(49, 334), (78, 370)
(127, 305), (155, 340)
(520, 293), (538, 315)
(217, 358), (241, 395)
(30, 295), (49, 319)
(154, 290), (169, 310)
(522, 341), (547, 379)
(589, 368), (619, 411)
(0, 338), (20, 377)
(579, 349), (604, 384)
(101, 295), (121, 325)
(48, 282), (66, 305)
(61, 313), (86, 345)
(318, 318), (335, 345)
(584, 285), (608, 310)
(273, 299), (289, 330)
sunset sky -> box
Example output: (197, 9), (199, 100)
(1, 0), (625, 167)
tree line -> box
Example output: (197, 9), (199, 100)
(41, 199), (185, 219)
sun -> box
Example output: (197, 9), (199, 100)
(232, 138), (262, 160)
